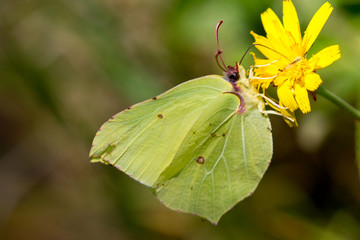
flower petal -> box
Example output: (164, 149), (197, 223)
(294, 83), (311, 113)
(250, 31), (278, 59)
(251, 53), (281, 76)
(261, 8), (284, 37)
(277, 81), (298, 111)
(309, 45), (341, 69)
(260, 8), (292, 57)
(304, 72), (322, 91)
(273, 74), (288, 87)
(302, 2), (333, 53)
(251, 53), (270, 66)
(279, 104), (298, 127)
(283, 0), (302, 49)
(266, 33), (294, 60)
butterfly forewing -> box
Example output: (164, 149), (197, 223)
(89, 75), (233, 186)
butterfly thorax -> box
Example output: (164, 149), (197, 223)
(224, 64), (263, 113)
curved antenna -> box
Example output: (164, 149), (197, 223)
(239, 43), (291, 65)
(215, 20), (227, 72)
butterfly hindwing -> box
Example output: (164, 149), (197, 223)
(156, 92), (272, 224)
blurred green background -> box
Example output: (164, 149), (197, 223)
(1, 0), (360, 239)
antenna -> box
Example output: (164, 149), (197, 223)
(239, 44), (291, 65)
(215, 20), (227, 72)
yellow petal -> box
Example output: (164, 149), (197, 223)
(283, 0), (302, 48)
(261, 8), (284, 37)
(302, 2), (333, 53)
(309, 45), (341, 69)
(251, 52), (271, 65)
(251, 52), (273, 76)
(250, 31), (278, 59)
(273, 74), (286, 87)
(261, 8), (292, 56)
(253, 62), (280, 77)
(262, 80), (273, 89)
(304, 72), (322, 91)
(279, 104), (298, 127)
(277, 81), (298, 111)
(266, 33), (294, 60)
(294, 83), (311, 113)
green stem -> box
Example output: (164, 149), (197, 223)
(317, 85), (360, 120)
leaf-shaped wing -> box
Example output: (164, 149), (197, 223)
(89, 75), (233, 187)
(155, 92), (272, 224)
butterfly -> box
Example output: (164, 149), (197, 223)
(89, 20), (272, 224)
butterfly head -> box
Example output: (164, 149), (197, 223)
(224, 64), (239, 82)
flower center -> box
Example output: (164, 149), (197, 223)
(278, 57), (310, 85)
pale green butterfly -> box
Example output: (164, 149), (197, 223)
(89, 20), (273, 224)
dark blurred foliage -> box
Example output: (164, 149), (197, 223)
(1, 0), (360, 239)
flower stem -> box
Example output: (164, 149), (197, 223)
(317, 85), (360, 120)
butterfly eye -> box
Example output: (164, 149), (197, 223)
(228, 71), (239, 82)
(223, 65), (240, 83)
(230, 73), (238, 80)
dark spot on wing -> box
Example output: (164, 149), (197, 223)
(211, 133), (217, 138)
(196, 156), (205, 164)
(209, 123), (212, 126)
(190, 186), (193, 190)
(152, 97), (157, 100)
(193, 131), (196, 134)
(157, 114), (163, 119)
(222, 133), (225, 137)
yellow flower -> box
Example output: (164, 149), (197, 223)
(250, 0), (341, 114)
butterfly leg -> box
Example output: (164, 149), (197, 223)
(248, 60), (278, 82)
(258, 107), (295, 123)
(256, 95), (295, 123)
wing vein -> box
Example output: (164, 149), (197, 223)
(241, 116), (250, 191)
(114, 101), (173, 167)
(206, 115), (236, 175)
(195, 170), (207, 212)
(140, 104), (208, 184)
(174, 107), (237, 175)
(223, 156), (232, 199)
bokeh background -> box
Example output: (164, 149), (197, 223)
(1, 0), (360, 239)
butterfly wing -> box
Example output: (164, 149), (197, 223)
(89, 75), (234, 187)
(90, 74), (272, 223)
(155, 98), (272, 224)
